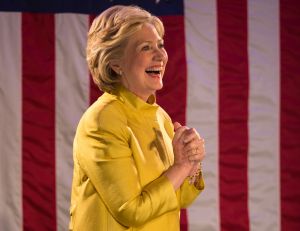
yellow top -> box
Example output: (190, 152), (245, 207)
(69, 86), (204, 231)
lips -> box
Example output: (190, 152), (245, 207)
(145, 66), (163, 77)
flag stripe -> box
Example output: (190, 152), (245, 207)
(248, 1), (281, 230)
(0, 12), (22, 231)
(217, 1), (250, 230)
(22, 13), (56, 230)
(55, 13), (90, 231)
(280, 1), (300, 230)
(185, 1), (220, 230)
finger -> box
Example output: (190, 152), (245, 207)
(172, 126), (189, 144)
(183, 139), (205, 154)
(188, 152), (206, 162)
(173, 122), (182, 131)
(187, 148), (204, 159)
(183, 128), (201, 144)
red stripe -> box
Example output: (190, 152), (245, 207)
(180, 209), (188, 231)
(22, 13), (56, 231)
(217, 1), (250, 230)
(157, 15), (187, 126)
(89, 14), (102, 104)
(280, 1), (300, 230)
(157, 15), (188, 230)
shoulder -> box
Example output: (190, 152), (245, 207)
(157, 106), (172, 122)
(78, 93), (128, 137)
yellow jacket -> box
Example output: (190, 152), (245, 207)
(69, 86), (204, 231)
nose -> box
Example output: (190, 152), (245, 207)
(153, 47), (168, 62)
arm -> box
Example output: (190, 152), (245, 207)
(178, 126), (206, 207)
(163, 119), (206, 207)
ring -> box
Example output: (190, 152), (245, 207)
(194, 148), (198, 154)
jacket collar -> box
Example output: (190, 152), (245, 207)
(113, 85), (159, 112)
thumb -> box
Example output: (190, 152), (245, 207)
(173, 122), (182, 131)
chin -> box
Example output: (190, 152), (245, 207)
(157, 84), (163, 90)
(153, 81), (163, 89)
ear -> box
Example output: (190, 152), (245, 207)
(109, 59), (122, 75)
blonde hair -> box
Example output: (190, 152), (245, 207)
(86, 5), (165, 93)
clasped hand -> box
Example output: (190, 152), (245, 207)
(172, 122), (205, 176)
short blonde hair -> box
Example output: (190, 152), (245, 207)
(87, 5), (165, 93)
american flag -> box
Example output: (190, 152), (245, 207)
(0, 0), (299, 230)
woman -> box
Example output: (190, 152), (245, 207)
(69, 5), (205, 231)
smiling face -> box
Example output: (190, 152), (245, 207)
(114, 23), (168, 101)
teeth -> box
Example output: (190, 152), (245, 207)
(145, 68), (162, 76)
(145, 67), (162, 72)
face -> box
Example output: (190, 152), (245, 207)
(116, 23), (168, 101)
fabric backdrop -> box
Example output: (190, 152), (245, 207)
(0, 0), (299, 230)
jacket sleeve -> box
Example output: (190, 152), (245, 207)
(75, 105), (179, 227)
(179, 176), (205, 208)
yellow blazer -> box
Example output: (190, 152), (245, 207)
(69, 86), (204, 231)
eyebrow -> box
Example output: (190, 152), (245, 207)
(135, 39), (164, 48)
(136, 39), (164, 45)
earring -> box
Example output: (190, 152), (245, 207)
(119, 70), (122, 76)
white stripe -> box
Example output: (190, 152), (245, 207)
(185, 1), (220, 230)
(0, 12), (22, 230)
(248, 1), (281, 230)
(55, 13), (90, 231)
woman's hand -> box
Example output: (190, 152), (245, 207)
(164, 122), (205, 190)
(172, 122), (190, 166)
(173, 122), (205, 169)
(180, 126), (205, 175)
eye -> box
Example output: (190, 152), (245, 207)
(141, 45), (151, 51)
(158, 43), (165, 49)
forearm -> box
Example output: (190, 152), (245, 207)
(164, 164), (191, 190)
(113, 175), (178, 227)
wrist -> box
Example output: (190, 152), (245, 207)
(171, 163), (191, 176)
(164, 163), (191, 190)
